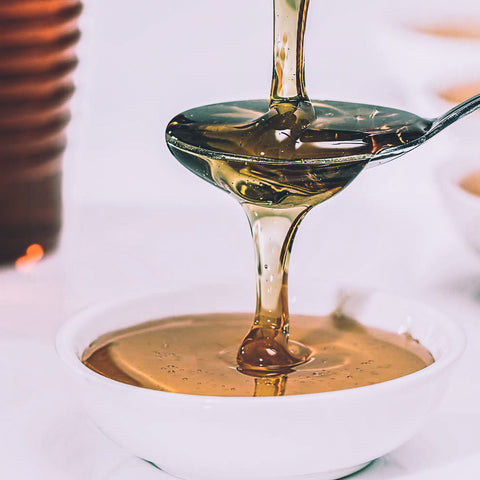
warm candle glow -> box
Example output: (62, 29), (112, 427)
(15, 244), (44, 271)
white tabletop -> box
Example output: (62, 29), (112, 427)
(3, 0), (480, 478)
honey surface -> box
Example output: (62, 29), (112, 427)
(83, 312), (434, 397)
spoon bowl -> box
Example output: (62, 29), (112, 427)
(166, 94), (480, 171)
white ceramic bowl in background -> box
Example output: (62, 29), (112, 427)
(437, 160), (480, 254)
(377, 0), (480, 116)
(56, 286), (464, 480)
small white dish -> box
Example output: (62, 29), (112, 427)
(56, 287), (464, 480)
(437, 160), (480, 253)
(377, 1), (480, 115)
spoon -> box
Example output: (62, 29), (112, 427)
(372, 93), (480, 165)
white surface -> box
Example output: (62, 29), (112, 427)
(2, 0), (480, 478)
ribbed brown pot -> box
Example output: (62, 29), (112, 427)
(0, 0), (82, 264)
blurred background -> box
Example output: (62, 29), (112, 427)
(3, 0), (480, 333)
(2, 1), (480, 478)
(61, 0), (480, 304)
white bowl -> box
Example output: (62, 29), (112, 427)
(377, 1), (480, 115)
(56, 287), (464, 480)
(437, 160), (480, 253)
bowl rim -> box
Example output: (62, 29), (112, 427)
(384, 5), (480, 45)
(56, 288), (466, 405)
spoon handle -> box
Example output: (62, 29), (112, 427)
(371, 93), (480, 166)
(428, 93), (480, 139)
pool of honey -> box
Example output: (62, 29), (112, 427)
(83, 312), (434, 397)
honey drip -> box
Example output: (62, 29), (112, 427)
(83, 0), (436, 395)
(166, 0), (429, 375)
